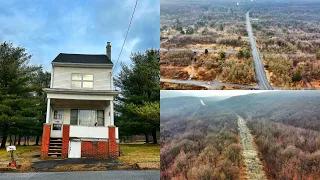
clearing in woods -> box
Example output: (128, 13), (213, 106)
(237, 115), (267, 180)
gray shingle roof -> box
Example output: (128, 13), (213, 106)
(52, 53), (113, 64)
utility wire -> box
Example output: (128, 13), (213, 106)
(112, 0), (138, 73)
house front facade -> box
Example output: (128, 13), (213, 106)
(40, 42), (119, 158)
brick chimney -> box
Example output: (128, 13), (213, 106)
(106, 42), (111, 60)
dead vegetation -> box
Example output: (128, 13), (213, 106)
(160, 82), (207, 90)
(262, 54), (292, 86)
(160, 50), (194, 66)
(221, 57), (256, 85)
(160, 1), (256, 87)
(250, 6), (320, 88)
(160, 65), (190, 80)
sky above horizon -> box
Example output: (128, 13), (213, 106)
(0, 0), (159, 74)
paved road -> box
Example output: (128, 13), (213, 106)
(160, 48), (237, 54)
(160, 78), (260, 90)
(246, 11), (273, 90)
(0, 170), (160, 180)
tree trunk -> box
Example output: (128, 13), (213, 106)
(152, 129), (158, 144)
(14, 135), (17, 145)
(145, 134), (149, 144)
(23, 136), (27, 146)
(18, 135), (21, 146)
(1, 132), (8, 148)
(9, 135), (12, 145)
(35, 136), (40, 146)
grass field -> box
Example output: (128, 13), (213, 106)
(0, 143), (159, 167)
(119, 143), (160, 163)
(0, 145), (40, 159)
(0, 144), (159, 163)
(0, 143), (160, 171)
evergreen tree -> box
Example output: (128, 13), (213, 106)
(114, 49), (159, 144)
(0, 42), (41, 148)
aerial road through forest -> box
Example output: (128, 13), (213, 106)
(246, 11), (273, 90)
(237, 115), (267, 180)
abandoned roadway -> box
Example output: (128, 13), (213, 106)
(0, 170), (160, 180)
(237, 115), (267, 180)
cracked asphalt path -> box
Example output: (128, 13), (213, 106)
(237, 115), (267, 180)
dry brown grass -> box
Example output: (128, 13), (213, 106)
(193, 68), (219, 81)
(54, 163), (110, 171)
(221, 86), (251, 90)
(185, 44), (242, 51)
(160, 50), (194, 66)
(137, 162), (160, 170)
(160, 65), (190, 80)
(310, 80), (320, 89)
(197, 52), (220, 61)
(160, 82), (208, 90)
(221, 57), (257, 85)
(119, 144), (159, 164)
(0, 146), (41, 172)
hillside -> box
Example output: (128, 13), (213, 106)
(160, 91), (320, 179)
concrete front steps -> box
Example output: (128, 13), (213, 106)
(48, 138), (62, 157)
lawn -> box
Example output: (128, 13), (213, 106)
(119, 143), (160, 163)
(0, 145), (41, 159)
(0, 144), (159, 171)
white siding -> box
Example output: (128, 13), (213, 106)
(69, 126), (109, 139)
(64, 108), (71, 124)
(53, 66), (112, 90)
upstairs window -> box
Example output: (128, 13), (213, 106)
(71, 73), (93, 88)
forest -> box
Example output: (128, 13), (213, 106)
(250, 5), (320, 88)
(161, 91), (320, 179)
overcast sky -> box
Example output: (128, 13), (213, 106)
(0, 0), (159, 74)
(161, 90), (272, 98)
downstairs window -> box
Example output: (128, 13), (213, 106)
(70, 109), (104, 126)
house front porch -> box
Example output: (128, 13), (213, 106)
(41, 89), (119, 159)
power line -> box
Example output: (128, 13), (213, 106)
(112, 0), (138, 74)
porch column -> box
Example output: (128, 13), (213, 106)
(46, 98), (51, 123)
(110, 100), (114, 125)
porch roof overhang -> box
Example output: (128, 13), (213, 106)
(43, 88), (119, 101)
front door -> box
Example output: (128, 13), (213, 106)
(69, 141), (81, 158)
(51, 110), (64, 138)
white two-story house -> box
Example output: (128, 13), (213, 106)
(40, 42), (119, 158)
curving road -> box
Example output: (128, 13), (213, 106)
(246, 11), (273, 90)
